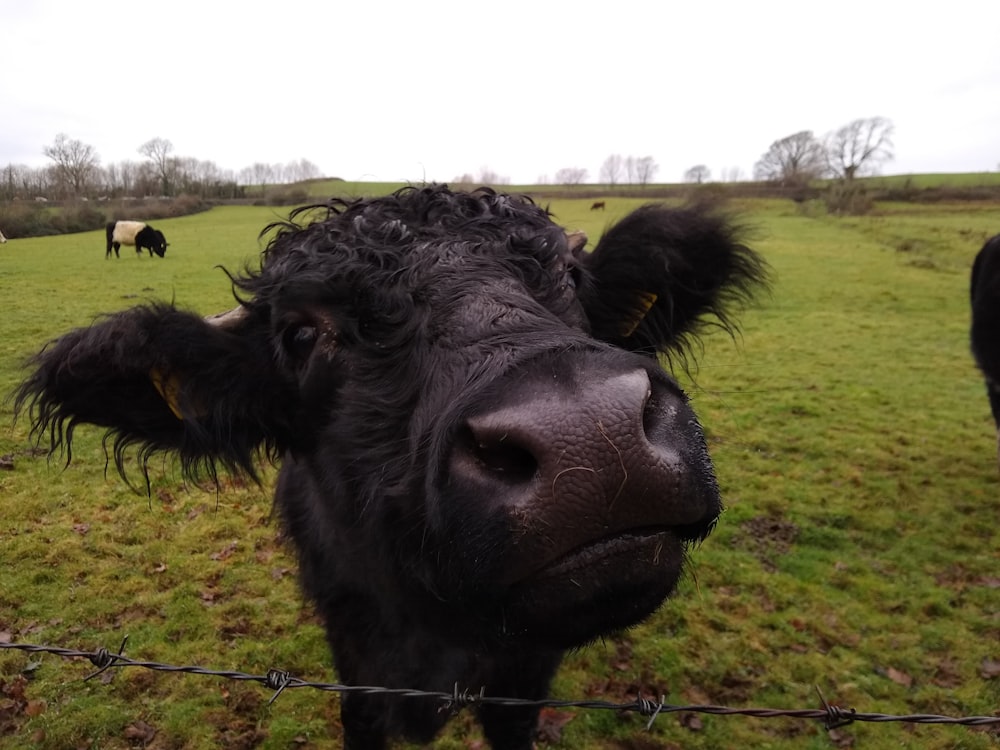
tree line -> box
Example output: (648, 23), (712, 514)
(677, 117), (895, 188)
(2, 119), (895, 204)
(0, 134), (322, 202)
(453, 156), (661, 188)
(752, 117), (895, 186)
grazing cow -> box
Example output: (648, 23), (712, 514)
(16, 186), (767, 750)
(590, 200), (606, 211)
(970, 234), (1000, 466)
(106, 220), (168, 258)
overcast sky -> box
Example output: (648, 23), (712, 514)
(3, 0), (998, 185)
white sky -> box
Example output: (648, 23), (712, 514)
(2, 0), (998, 184)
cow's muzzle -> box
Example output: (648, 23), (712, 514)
(439, 351), (720, 644)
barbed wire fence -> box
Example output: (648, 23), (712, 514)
(2, 637), (999, 736)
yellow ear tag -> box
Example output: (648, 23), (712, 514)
(150, 369), (185, 420)
(621, 292), (658, 338)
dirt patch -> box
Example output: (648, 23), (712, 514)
(734, 515), (799, 571)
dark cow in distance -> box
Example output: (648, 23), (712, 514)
(590, 200), (606, 211)
(970, 233), (1000, 467)
(106, 220), (168, 258)
(16, 186), (767, 749)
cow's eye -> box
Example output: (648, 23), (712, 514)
(283, 325), (318, 361)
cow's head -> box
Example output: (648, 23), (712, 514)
(152, 230), (168, 257)
(16, 186), (767, 648)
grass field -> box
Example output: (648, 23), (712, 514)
(1, 196), (998, 749)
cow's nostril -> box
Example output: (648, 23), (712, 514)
(457, 426), (538, 485)
(473, 437), (538, 484)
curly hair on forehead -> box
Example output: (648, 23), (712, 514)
(234, 185), (576, 317)
(259, 185), (565, 261)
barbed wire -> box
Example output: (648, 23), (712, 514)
(2, 638), (999, 732)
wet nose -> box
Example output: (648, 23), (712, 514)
(449, 367), (717, 532)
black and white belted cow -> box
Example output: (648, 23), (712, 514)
(105, 220), (168, 258)
(18, 186), (768, 749)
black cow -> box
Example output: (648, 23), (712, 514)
(971, 234), (1000, 467)
(106, 220), (168, 258)
(17, 186), (767, 749)
(590, 201), (606, 211)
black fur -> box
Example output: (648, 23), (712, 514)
(971, 234), (1000, 438)
(17, 186), (768, 749)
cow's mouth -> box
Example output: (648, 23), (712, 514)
(536, 528), (679, 579)
(498, 528), (689, 647)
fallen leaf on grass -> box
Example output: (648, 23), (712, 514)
(680, 712), (703, 731)
(2, 676), (27, 702)
(535, 708), (574, 743)
(123, 720), (157, 743)
(980, 659), (1000, 679)
(886, 667), (913, 687)
(931, 659), (962, 688)
(211, 541), (239, 561)
(827, 728), (856, 748)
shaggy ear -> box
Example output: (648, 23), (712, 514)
(577, 203), (769, 357)
(14, 303), (294, 482)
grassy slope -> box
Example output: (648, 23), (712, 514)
(1, 198), (998, 749)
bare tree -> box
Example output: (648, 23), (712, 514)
(826, 117), (894, 181)
(600, 154), (623, 186)
(0, 163), (40, 200)
(753, 131), (828, 186)
(118, 160), (138, 196)
(555, 167), (589, 185)
(138, 137), (176, 195)
(624, 156), (636, 184)
(43, 133), (100, 197)
(634, 156), (658, 186)
(286, 158), (321, 183)
(684, 164), (711, 184)
(475, 166), (509, 185)
(721, 166), (746, 183)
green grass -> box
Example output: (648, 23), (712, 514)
(860, 172), (1000, 189)
(1, 197), (999, 749)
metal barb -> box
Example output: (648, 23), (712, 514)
(265, 669), (293, 705)
(635, 693), (666, 730)
(84, 634), (129, 682)
(440, 683), (485, 715)
(2, 639), (999, 732)
(815, 685), (856, 730)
